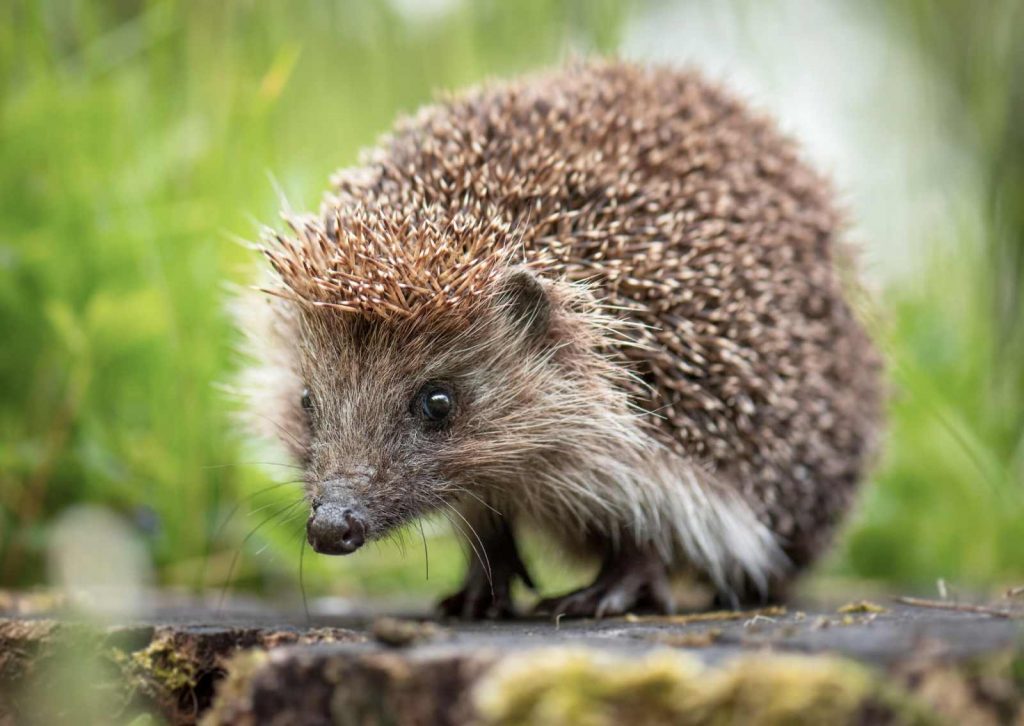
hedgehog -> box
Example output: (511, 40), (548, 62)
(238, 60), (883, 619)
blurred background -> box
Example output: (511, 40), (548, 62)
(1, 0), (1021, 607)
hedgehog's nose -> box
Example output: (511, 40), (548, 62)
(307, 502), (366, 555)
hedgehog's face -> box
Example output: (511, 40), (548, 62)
(289, 269), (577, 556)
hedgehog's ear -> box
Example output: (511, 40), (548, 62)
(496, 268), (551, 340)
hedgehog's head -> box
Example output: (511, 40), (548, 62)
(292, 268), (572, 554)
(242, 212), (635, 555)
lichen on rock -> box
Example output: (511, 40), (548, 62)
(473, 648), (937, 726)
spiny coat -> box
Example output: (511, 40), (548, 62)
(242, 60), (883, 611)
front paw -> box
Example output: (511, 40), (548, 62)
(438, 575), (516, 620)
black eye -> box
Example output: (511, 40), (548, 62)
(416, 383), (454, 425)
(301, 388), (314, 413)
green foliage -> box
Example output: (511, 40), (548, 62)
(0, 0), (627, 595)
(835, 0), (1024, 586)
(0, 0), (1020, 597)
(840, 244), (1024, 584)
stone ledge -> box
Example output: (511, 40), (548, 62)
(1, 596), (1021, 724)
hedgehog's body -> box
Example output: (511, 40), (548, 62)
(243, 62), (882, 617)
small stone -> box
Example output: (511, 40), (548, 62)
(838, 600), (888, 615)
(371, 617), (446, 648)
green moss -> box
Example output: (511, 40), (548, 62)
(128, 636), (199, 694)
(108, 633), (202, 717)
(474, 649), (938, 726)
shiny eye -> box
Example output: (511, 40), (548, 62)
(301, 388), (314, 413)
(416, 383), (454, 425)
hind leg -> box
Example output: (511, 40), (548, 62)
(534, 543), (675, 619)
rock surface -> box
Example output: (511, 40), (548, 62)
(1, 593), (1021, 724)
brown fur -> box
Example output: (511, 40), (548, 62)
(240, 60), (883, 604)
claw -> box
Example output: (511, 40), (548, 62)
(534, 548), (674, 619)
(438, 517), (533, 620)
(439, 580), (516, 620)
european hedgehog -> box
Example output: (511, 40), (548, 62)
(240, 61), (882, 618)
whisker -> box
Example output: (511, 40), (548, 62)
(251, 412), (306, 450)
(437, 485), (501, 516)
(202, 461), (303, 471)
(386, 528), (408, 559)
(218, 498), (305, 610)
(384, 531), (399, 558)
(397, 527), (409, 557)
(434, 508), (476, 574)
(417, 518), (430, 581)
(298, 525), (311, 626)
(201, 480), (306, 590)
(254, 504), (306, 556)
(437, 498), (492, 589)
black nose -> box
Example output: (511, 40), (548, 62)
(307, 503), (366, 555)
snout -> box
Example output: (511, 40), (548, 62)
(306, 502), (367, 555)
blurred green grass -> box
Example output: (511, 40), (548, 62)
(0, 0), (1021, 600)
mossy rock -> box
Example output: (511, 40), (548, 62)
(474, 649), (937, 726)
